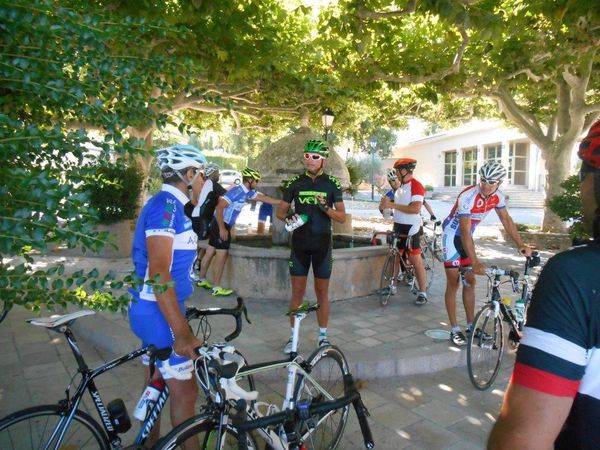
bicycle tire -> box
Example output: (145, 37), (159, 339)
(467, 306), (505, 390)
(154, 413), (258, 450)
(378, 252), (396, 306)
(294, 345), (350, 450)
(0, 404), (109, 450)
(0, 301), (9, 324)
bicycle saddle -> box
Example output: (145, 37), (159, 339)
(27, 310), (95, 328)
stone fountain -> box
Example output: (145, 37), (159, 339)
(202, 124), (387, 301)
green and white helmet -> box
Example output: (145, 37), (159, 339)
(304, 139), (329, 158)
(241, 167), (261, 181)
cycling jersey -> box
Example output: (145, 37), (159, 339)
(512, 243), (600, 449)
(442, 185), (506, 236)
(282, 171), (343, 236)
(192, 180), (226, 220)
(221, 184), (257, 226)
(129, 184), (197, 303)
(129, 184), (197, 379)
(393, 178), (425, 234)
(385, 189), (395, 201)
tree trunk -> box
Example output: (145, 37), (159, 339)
(541, 142), (572, 232)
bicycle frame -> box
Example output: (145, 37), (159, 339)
(192, 309), (342, 450)
(48, 326), (168, 449)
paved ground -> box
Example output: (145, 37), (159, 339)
(0, 235), (553, 449)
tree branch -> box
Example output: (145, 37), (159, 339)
(491, 87), (549, 149)
(374, 26), (469, 84)
(356, 0), (418, 19)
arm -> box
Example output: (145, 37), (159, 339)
(423, 200), (435, 218)
(383, 196), (422, 214)
(458, 215), (486, 274)
(147, 236), (201, 359)
(276, 200), (291, 221)
(488, 383), (574, 450)
(255, 193), (280, 206)
(495, 208), (531, 255)
(215, 196), (229, 241)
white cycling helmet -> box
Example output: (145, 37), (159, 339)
(479, 161), (507, 181)
(155, 144), (207, 171)
(386, 169), (398, 182)
(204, 162), (220, 178)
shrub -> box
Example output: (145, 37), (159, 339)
(425, 184), (434, 191)
(87, 160), (144, 224)
(548, 174), (587, 239)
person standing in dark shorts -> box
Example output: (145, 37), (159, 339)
(276, 139), (346, 353)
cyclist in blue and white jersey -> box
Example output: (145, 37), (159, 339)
(489, 120), (600, 450)
(196, 167), (279, 296)
(128, 144), (205, 445)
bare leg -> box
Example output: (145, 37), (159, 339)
(211, 249), (229, 286)
(165, 376), (198, 450)
(257, 221), (265, 235)
(199, 245), (216, 279)
(314, 277), (330, 328)
(289, 275), (307, 327)
(462, 271), (476, 324)
(444, 267), (461, 327)
(409, 252), (427, 292)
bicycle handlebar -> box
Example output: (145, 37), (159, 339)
(185, 296), (251, 342)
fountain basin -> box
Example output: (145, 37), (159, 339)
(200, 235), (387, 301)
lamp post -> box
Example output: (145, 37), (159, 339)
(321, 108), (335, 142)
(369, 135), (377, 201)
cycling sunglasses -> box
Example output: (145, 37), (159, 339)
(304, 153), (325, 161)
(480, 178), (501, 186)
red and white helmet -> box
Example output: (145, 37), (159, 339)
(579, 120), (600, 170)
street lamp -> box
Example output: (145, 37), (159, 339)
(321, 108), (335, 141)
(369, 135), (377, 201)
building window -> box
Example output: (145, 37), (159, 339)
(484, 143), (502, 164)
(444, 151), (457, 187)
(509, 141), (529, 185)
(462, 147), (477, 185)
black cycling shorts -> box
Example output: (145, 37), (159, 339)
(289, 234), (333, 279)
(393, 223), (423, 254)
(208, 218), (231, 250)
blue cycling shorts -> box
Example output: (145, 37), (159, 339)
(128, 299), (193, 379)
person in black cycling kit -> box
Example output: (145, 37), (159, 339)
(276, 139), (346, 353)
(488, 120), (600, 450)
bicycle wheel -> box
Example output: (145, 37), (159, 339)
(154, 413), (258, 449)
(294, 345), (350, 450)
(0, 301), (10, 324)
(378, 252), (396, 306)
(433, 234), (444, 262)
(467, 306), (505, 390)
(0, 404), (109, 449)
(417, 243), (435, 292)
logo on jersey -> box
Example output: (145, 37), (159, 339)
(298, 190), (327, 205)
(162, 200), (176, 227)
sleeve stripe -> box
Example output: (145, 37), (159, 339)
(146, 229), (175, 237)
(512, 362), (580, 397)
(411, 195), (424, 202)
(522, 326), (588, 366)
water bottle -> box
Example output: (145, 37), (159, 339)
(284, 214), (309, 232)
(133, 378), (165, 421)
(515, 298), (525, 323)
(107, 398), (131, 433)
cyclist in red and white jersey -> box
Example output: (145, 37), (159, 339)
(381, 158), (430, 305)
(442, 161), (531, 346)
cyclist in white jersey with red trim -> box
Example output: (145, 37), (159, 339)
(381, 158), (429, 306)
(442, 161), (532, 346)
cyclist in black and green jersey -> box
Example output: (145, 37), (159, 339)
(276, 139), (346, 353)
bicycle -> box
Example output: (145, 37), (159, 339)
(374, 230), (434, 306)
(466, 251), (541, 390)
(420, 219), (443, 263)
(0, 299), (9, 324)
(0, 297), (251, 449)
(154, 302), (374, 450)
